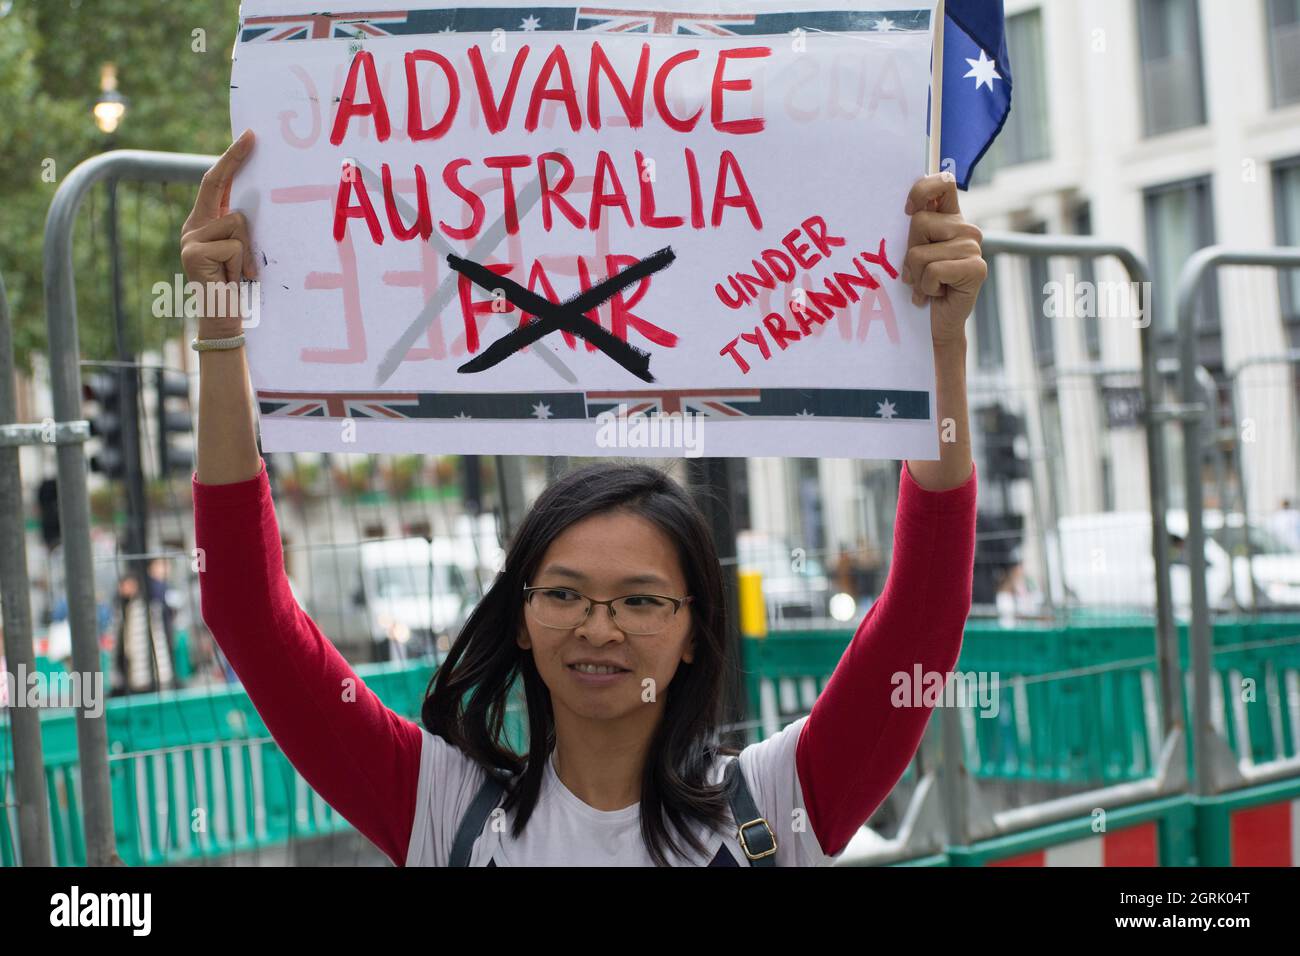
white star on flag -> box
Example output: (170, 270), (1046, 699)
(874, 17), (895, 32)
(520, 15), (541, 31)
(796, 409), (816, 417)
(453, 411), (472, 420)
(876, 399), (897, 420)
(531, 401), (553, 420)
(964, 49), (1001, 91)
(439, 25), (455, 33)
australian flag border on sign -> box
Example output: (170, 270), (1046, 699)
(237, 7), (934, 42)
(939, 0), (1013, 190)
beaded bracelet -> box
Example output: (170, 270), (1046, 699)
(191, 333), (246, 352)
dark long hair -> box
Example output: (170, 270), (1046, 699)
(421, 461), (736, 865)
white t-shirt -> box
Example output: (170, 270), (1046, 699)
(404, 715), (837, 866)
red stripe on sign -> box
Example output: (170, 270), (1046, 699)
(1103, 823), (1158, 866)
(1231, 802), (1292, 866)
(989, 850), (1046, 867)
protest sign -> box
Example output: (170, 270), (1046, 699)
(229, 0), (941, 458)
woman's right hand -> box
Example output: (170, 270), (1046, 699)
(180, 129), (257, 338)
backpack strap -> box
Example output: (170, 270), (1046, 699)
(449, 769), (509, 867)
(723, 756), (778, 866)
(449, 758), (778, 867)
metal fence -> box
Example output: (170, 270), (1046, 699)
(1175, 247), (1300, 798)
(4, 145), (1300, 866)
(10, 149), (557, 865)
(1, 268), (55, 866)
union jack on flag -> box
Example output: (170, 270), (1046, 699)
(242, 10), (412, 42)
(585, 387), (763, 417)
(575, 7), (757, 35)
(258, 390), (423, 419)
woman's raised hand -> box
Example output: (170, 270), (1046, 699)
(180, 130), (257, 334)
(901, 172), (987, 349)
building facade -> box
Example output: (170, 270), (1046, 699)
(747, 0), (1300, 606)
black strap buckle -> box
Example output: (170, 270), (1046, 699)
(736, 817), (778, 861)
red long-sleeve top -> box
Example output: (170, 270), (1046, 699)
(193, 458), (976, 863)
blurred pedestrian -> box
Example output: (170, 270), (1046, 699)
(112, 569), (175, 696)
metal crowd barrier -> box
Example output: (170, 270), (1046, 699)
(9, 141), (1300, 866)
(1176, 246), (1300, 797)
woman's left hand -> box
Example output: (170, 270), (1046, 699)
(901, 172), (988, 348)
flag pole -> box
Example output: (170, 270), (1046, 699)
(928, 0), (946, 176)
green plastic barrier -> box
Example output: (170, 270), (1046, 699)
(941, 795), (1196, 867)
(882, 780), (1299, 867)
(744, 612), (1300, 789)
(1, 657), (526, 866)
(1193, 776), (1300, 866)
(5, 612), (1300, 866)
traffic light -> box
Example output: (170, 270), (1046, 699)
(82, 371), (126, 480)
(972, 511), (1025, 604)
(976, 511), (1024, 565)
(37, 477), (60, 550)
(978, 403), (1029, 484)
(156, 370), (194, 476)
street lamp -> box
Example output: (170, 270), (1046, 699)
(91, 63), (149, 653)
(93, 63), (126, 136)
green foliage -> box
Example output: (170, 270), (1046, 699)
(0, 0), (241, 370)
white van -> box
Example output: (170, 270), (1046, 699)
(1201, 511), (1300, 608)
(304, 536), (478, 662)
(1047, 510), (1300, 613)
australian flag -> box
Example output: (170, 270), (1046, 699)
(939, 0), (1013, 189)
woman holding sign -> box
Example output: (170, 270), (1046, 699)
(186, 130), (982, 866)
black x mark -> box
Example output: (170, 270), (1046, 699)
(448, 247), (676, 383)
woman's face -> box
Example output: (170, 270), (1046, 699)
(517, 509), (695, 723)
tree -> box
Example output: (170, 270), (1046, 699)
(0, 0), (240, 370)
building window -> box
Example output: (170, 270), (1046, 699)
(1137, 0), (1207, 136)
(1072, 202), (1102, 361)
(796, 458), (824, 556)
(1001, 9), (1050, 165)
(1100, 455), (1114, 512)
(1025, 221), (1055, 367)
(1273, 156), (1300, 349)
(974, 257), (1004, 370)
(1144, 176), (1220, 370)
(968, 7), (1049, 184)
(1268, 0), (1300, 107)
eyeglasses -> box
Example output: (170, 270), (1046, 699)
(522, 585), (693, 635)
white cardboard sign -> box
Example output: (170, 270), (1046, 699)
(230, 0), (939, 459)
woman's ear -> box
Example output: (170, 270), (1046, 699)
(516, 619), (532, 651)
(681, 626), (695, 664)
